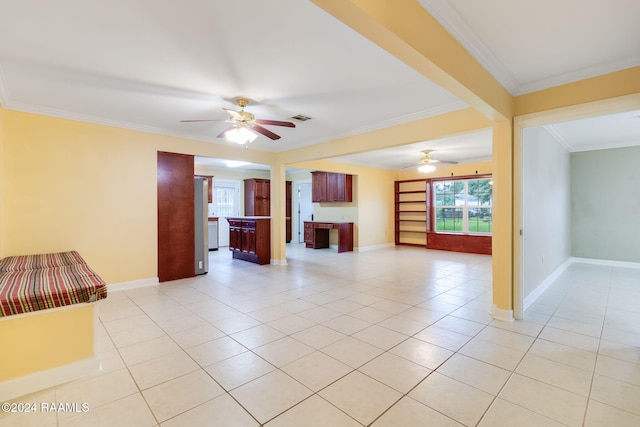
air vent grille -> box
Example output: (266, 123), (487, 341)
(291, 114), (312, 122)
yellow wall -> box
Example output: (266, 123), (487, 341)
(290, 160), (398, 249)
(0, 109), (276, 284)
(0, 305), (94, 381)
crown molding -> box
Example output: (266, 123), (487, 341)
(345, 100), (468, 137)
(568, 139), (640, 153)
(516, 56), (640, 96)
(284, 100), (468, 151)
(418, 0), (520, 95)
(542, 124), (574, 152)
(419, 1), (640, 97)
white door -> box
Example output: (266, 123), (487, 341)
(213, 179), (241, 247)
(295, 181), (313, 243)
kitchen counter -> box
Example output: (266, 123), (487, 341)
(226, 217), (270, 264)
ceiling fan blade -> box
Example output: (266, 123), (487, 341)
(255, 119), (296, 128)
(223, 108), (243, 121)
(400, 163), (420, 170)
(216, 125), (236, 138)
(252, 124), (281, 140)
(436, 160), (459, 165)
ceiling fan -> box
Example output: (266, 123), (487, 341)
(402, 150), (458, 172)
(181, 98), (295, 143)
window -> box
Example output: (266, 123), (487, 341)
(433, 178), (492, 234)
(214, 186), (236, 217)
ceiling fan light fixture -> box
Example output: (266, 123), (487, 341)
(418, 164), (436, 174)
(225, 126), (258, 144)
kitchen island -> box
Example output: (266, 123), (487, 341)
(226, 216), (270, 265)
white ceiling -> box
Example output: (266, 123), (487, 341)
(0, 0), (639, 172)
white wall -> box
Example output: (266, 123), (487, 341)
(522, 127), (572, 301)
(571, 145), (640, 263)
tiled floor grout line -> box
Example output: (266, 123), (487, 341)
(111, 274), (495, 426)
(581, 266), (614, 427)
(48, 249), (640, 426)
(124, 287), (267, 427)
(189, 270), (504, 426)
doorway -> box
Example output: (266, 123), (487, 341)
(293, 180), (313, 244)
(514, 95), (640, 319)
(213, 179), (241, 247)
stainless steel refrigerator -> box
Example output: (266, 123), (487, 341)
(194, 177), (209, 275)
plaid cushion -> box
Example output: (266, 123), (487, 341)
(0, 251), (86, 272)
(0, 252), (107, 317)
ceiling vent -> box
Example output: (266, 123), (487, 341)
(290, 114), (312, 122)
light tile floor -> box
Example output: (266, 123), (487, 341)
(2, 245), (640, 426)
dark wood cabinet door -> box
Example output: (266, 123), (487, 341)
(312, 172), (352, 202)
(241, 227), (256, 254)
(255, 179), (269, 199)
(229, 226), (242, 251)
(157, 151), (195, 282)
(304, 229), (314, 244)
(245, 178), (270, 216)
(286, 181), (292, 242)
(327, 173), (352, 202)
(327, 173), (341, 201)
(311, 172), (327, 202)
(246, 229), (257, 254)
(255, 198), (270, 216)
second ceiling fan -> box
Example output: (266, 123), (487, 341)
(403, 150), (458, 172)
(181, 98), (295, 143)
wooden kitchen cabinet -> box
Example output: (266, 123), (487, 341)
(195, 175), (213, 203)
(311, 171), (352, 202)
(286, 181), (292, 242)
(244, 178), (270, 216)
(226, 217), (270, 265)
(244, 178), (292, 242)
(228, 219), (242, 253)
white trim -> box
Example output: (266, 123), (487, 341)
(418, 1), (640, 96)
(570, 257), (640, 269)
(516, 56), (640, 96)
(491, 305), (514, 322)
(418, 0), (520, 94)
(356, 243), (394, 252)
(542, 124), (574, 152)
(108, 277), (159, 292)
(0, 356), (100, 402)
(270, 259), (288, 266)
(523, 258), (572, 310)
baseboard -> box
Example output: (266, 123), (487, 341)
(523, 258), (572, 311)
(356, 243), (395, 252)
(570, 257), (640, 269)
(0, 356), (100, 402)
(108, 277), (159, 292)
(491, 305), (514, 322)
(271, 258), (288, 266)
